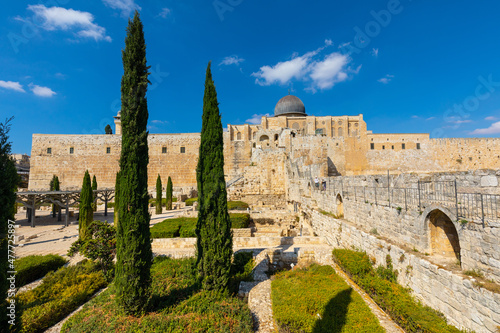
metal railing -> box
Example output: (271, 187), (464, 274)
(303, 175), (500, 225)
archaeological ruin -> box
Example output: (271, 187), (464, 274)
(26, 94), (500, 332)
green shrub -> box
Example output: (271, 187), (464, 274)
(185, 198), (197, 206)
(230, 213), (251, 229)
(272, 264), (385, 333)
(332, 249), (468, 333)
(227, 201), (249, 210)
(148, 197), (178, 206)
(17, 260), (107, 333)
(61, 258), (253, 333)
(15, 255), (67, 287)
(68, 221), (116, 281)
(229, 252), (254, 293)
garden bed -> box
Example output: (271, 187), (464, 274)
(332, 249), (469, 333)
(271, 264), (385, 333)
(61, 256), (253, 333)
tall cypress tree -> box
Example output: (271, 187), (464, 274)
(50, 175), (58, 217)
(92, 175), (98, 212)
(155, 174), (162, 214)
(195, 62), (233, 291)
(54, 176), (61, 221)
(79, 171), (93, 241)
(114, 171), (121, 226)
(115, 10), (152, 315)
(0, 118), (19, 330)
(166, 176), (173, 210)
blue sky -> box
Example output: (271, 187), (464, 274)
(2, 0), (500, 154)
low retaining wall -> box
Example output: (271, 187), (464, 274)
(152, 236), (328, 252)
(309, 209), (500, 333)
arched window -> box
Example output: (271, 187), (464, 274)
(274, 134), (279, 141)
(236, 132), (241, 140)
(260, 135), (270, 141)
(338, 127), (343, 137)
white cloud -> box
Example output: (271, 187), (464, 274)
(371, 48), (379, 57)
(470, 121), (500, 135)
(485, 116), (498, 121)
(151, 120), (169, 125)
(29, 84), (56, 97)
(426, 117), (436, 121)
(102, 0), (141, 17)
(0, 81), (25, 93)
(26, 5), (111, 42)
(245, 113), (270, 125)
(378, 74), (394, 84)
(309, 53), (350, 90)
(220, 56), (245, 66)
(447, 119), (472, 125)
(411, 115), (420, 119)
(158, 8), (171, 18)
(252, 40), (356, 91)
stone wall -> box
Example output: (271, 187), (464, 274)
(288, 174), (500, 282)
(308, 210), (500, 333)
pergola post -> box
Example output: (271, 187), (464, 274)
(30, 195), (36, 228)
(104, 196), (108, 217)
(65, 196), (70, 227)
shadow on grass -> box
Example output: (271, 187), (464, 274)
(148, 282), (201, 312)
(312, 288), (352, 333)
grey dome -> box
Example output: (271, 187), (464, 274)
(274, 95), (306, 117)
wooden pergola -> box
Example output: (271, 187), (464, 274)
(15, 189), (115, 228)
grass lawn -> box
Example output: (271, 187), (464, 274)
(61, 257), (253, 333)
(272, 264), (385, 333)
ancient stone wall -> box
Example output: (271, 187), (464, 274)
(287, 175), (500, 282)
(29, 133), (201, 192)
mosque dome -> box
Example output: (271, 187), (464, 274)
(274, 95), (306, 117)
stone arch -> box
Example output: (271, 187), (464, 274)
(259, 135), (269, 142)
(338, 127), (343, 137)
(236, 132), (242, 140)
(336, 194), (344, 218)
(424, 208), (461, 262)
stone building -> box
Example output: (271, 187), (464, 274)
(29, 94), (500, 194)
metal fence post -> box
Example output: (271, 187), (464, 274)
(404, 188), (407, 211)
(480, 193), (485, 227)
(418, 180), (421, 211)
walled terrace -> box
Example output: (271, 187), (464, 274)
(285, 163), (500, 332)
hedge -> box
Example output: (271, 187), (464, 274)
(185, 198), (198, 206)
(15, 255), (67, 287)
(17, 260), (107, 333)
(150, 214), (251, 239)
(332, 249), (469, 333)
(227, 201), (250, 210)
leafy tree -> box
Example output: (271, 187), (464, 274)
(114, 171), (121, 226)
(92, 175), (98, 212)
(195, 62), (233, 291)
(115, 11), (152, 316)
(68, 220), (116, 281)
(79, 171), (93, 241)
(166, 176), (173, 210)
(105, 124), (113, 134)
(0, 117), (20, 330)
(155, 174), (162, 214)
